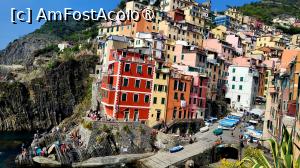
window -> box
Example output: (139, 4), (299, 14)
(194, 98), (197, 104)
(174, 92), (178, 100)
(180, 93), (185, 100)
(121, 93), (127, 101)
(145, 95), (150, 103)
(181, 54), (184, 60)
(133, 110), (139, 122)
(147, 67), (152, 75)
(173, 108), (177, 119)
(232, 68), (236, 73)
(124, 63), (130, 72)
(163, 74), (167, 80)
(174, 80), (178, 90)
(237, 95), (241, 102)
(134, 94), (139, 102)
(123, 78), (128, 87)
(124, 110), (129, 121)
(174, 56), (177, 63)
(156, 73), (160, 79)
(232, 85), (235, 89)
(153, 97), (157, 104)
(232, 76), (236, 81)
(161, 98), (165, 104)
(156, 110), (161, 121)
(240, 77), (244, 82)
(146, 81), (151, 89)
(137, 65), (142, 74)
(239, 85), (243, 90)
(135, 80), (141, 88)
(158, 85), (163, 92)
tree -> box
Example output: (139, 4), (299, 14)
(118, 0), (126, 10)
(242, 125), (300, 168)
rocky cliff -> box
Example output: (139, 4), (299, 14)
(0, 34), (60, 65)
(0, 56), (97, 131)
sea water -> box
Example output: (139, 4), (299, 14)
(0, 132), (33, 168)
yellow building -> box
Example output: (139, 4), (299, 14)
(158, 20), (203, 47)
(125, 1), (146, 12)
(224, 8), (243, 24)
(183, 5), (205, 31)
(256, 35), (285, 50)
(97, 35), (131, 70)
(291, 34), (300, 48)
(160, 0), (193, 12)
(148, 64), (170, 127)
(210, 25), (227, 40)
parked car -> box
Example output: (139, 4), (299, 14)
(200, 126), (209, 133)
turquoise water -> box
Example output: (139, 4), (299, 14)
(0, 132), (33, 168)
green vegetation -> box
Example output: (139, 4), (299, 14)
(46, 59), (60, 70)
(221, 125), (300, 168)
(118, 0), (126, 9)
(83, 120), (93, 130)
(276, 25), (300, 34)
(101, 124), (112, 134)
(239, 0), (300, 24)
(34, 18), (99, 42)
(33, 45), (60, 57)
(123, 125), (132, 134)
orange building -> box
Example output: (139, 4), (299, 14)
(165, 69), (192, 123)
(99, 11), (156, 38)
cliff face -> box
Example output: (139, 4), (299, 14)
(0, 34), (60, 65)
(0, 56), (97, 131)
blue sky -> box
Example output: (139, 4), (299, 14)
(0, 0), (258, 50)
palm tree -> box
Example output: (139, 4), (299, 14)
(242, 125), (300, 168)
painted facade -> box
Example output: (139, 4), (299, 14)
(101, 49), (155, 122)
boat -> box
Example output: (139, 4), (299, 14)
(169, 145), (184, 153)
(213, 128), (223, 136)
(200, 126), (209, 133)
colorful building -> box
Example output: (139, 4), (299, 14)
(165, 69), (192, 123)
(225, 57), (259, 111)
(148, 64), (170, 127)
(101, 49), (155, 122)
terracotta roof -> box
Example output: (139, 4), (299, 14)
(232, 57), (251, 67)
(263, 60), (274, 69)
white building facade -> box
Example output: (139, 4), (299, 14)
(225, 66), (259, 111)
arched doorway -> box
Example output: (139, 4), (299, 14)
(215, 145), (239, 160)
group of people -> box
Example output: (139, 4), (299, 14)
(87, 109), (105, 121)
(70, 129), (84, 147)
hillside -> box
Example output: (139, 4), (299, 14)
(0, 19), (99, 65)
(239, 0), (300, 24)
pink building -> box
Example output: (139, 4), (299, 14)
(172, 64), (209, 119)
(203, 39), (236, 62)
(225, 34), (243, 56)
(190, 74), (209, 119)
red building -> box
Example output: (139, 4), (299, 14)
(101, 49), (155, 122)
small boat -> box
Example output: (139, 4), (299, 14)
(169, 145), (184, 153)
(213, 128), (223, 136)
